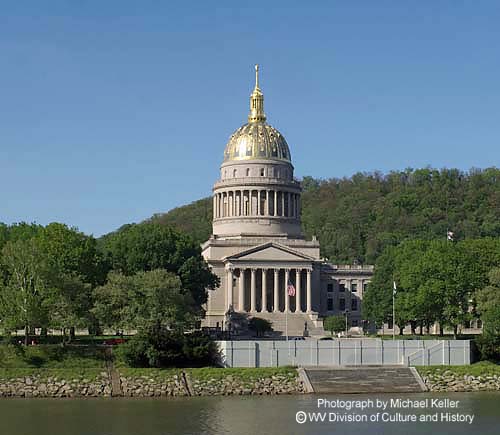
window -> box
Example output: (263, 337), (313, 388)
(351, 283), (357, 293)
(363, 282), (369, 292)
(351, 299), (358, 311)
(246, 168), (250, 177)
(327, 283), (333, 292)
(327, 298), (333, 311)
(339, 283), (345, 292)
(233, 169), (237, 177)
(260, 168), (265, 176)
(339, 298), (345, 311)
(352, 320), (358, 327)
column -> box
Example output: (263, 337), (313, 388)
(306, 269), (312, 312)
(281, 191), (285, 217)
(257, 190), (261, 216)
(266, 190), (270, 216)
(273, 269), (279, 312)
(226, 268), (233, 310)
(261, 269), (267, 312)
(238, 268), (245, 312)
(295, 269), (302, 312)
(274, 191), (278, 216)
(284, 268), (290, 312)
(250, 268), (256, 312)
(213, 196), (217, 219)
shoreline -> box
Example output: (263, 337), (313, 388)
(1, 365), (499, 398)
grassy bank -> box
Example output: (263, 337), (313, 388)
(417, 361), (500, 377)
(118, 366), (297, 380)
(0, 344), (107, 381)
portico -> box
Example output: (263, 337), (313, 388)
(225, 265), (313, 314)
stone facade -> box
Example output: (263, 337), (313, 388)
(202, 66), (373, 334)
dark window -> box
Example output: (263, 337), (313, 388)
(327, 283), (333, 292)
(327, 298), (333, 311)
(246, 168), (250, 176)
(352, 320), (358, 327)
(339, 298), (345, 311)
(351, 299), (358, 311)
(351, 283), (357, 292)
(260, 168), (265, 176)
(339, 283), (345, 292)
(363, 282), (369, 292)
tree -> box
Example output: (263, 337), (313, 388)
(92, 269), (194, 334)
(323, 315), (345, 337)
(0, 240), (51, 344)
(475, 268), (500, 361)
(99, 223), (218, 308)
(362, 247), (395, 327)
(248, 317), (273, 337)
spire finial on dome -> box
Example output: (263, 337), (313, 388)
(248, 64), (266, 123)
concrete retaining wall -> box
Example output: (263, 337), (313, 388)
(217, 339), (471, 367)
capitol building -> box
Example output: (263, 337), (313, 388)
(202, 66), (373, 336)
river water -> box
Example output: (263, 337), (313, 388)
(0, 392), (498, 435)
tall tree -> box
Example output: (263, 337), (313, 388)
(0, 239), (51, 344)
(92, 269), (193, 333)
(99, 223), (218, 307)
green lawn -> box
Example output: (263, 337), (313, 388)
(117, 366), (297, 381)
(0, 344), (106, 369)
(417, 361), (500, 377)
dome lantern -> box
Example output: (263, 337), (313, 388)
(223, 65), (292, 164)
(248, 64), (266, 123)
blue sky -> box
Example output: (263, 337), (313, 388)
(1, 1), (499, 237)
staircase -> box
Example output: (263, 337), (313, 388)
(305, 366), (426, 393)
(250, 312), (325, 337)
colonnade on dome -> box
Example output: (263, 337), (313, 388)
(213, 189), (300, 220)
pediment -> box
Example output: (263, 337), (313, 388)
(225, 242), (314, 262)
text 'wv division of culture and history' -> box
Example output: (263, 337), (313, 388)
(295, 398), (475, 425)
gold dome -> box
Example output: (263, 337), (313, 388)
(223, 65), (292, 163)
(223, 122), (291, 162)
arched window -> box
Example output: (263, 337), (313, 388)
(260, 168), (265, 176)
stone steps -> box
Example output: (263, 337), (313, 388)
(305, 367), (425, 393)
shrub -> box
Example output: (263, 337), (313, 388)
(323, 315), (346, 336)
(115, 328), (217, 368)
(248, 317), (273, 337)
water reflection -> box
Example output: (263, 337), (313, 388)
(0, 393), (498, 435)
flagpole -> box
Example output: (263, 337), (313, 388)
(392, 279), (396, 341)
(392, 288), (395, 341)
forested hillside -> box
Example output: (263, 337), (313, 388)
(148, 167), (500, 264)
